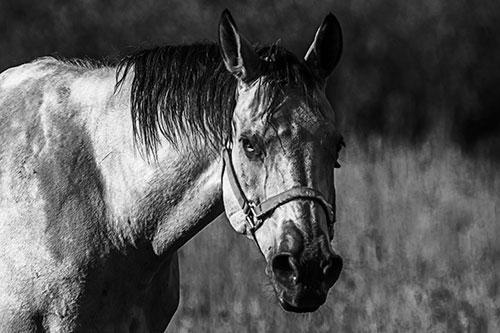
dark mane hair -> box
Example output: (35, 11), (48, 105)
(116, 42), (319, 156)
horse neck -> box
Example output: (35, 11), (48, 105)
(147, 148), (224, 255)
(88, 73), (224, 257)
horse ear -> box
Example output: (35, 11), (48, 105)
(304, 13), (343, 83)
(218, 9), (261, 82)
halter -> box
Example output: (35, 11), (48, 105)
(222, 147), (336, 238)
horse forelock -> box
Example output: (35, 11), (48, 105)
(253, 44), (323, 123)
(115, 42), (322, 157)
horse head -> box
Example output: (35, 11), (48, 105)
(219, 10), (344, 313)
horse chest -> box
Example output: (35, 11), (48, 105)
(42, 252), (179, 332)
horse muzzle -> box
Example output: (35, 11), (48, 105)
(267, 223), (343, 313)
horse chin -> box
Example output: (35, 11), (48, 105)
(278, 297), (321, 313)
(273, 285), (327, 313)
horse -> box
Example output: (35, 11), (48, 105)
(0, 9), (344, 332)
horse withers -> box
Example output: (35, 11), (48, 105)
(0, 9), (344, 332)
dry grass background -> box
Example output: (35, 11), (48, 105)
(1, 0), (499, 331)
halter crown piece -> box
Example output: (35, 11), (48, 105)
(222, 147), (336, 238)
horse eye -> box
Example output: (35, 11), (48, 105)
(241, 138), (255, 155)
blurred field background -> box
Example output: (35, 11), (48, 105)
(1, 0), (499, 331)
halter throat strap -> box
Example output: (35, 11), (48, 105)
(222, 147), (335, 237)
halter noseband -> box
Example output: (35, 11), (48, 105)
(222, 147), (336, 238)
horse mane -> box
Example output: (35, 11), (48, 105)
(115, 42), (319, 156)
(46, 54), (111, 70)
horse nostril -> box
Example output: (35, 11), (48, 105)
(271, 253), (299, 287)
(323, 255), (343, 288)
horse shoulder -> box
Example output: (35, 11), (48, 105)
(0, 59), (121, 329)
(144, 251), (180, 332)
(0, 58), (180, 331)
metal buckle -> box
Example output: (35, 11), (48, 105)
(245, 215), (256, 233)
(245, 202), (261, 234)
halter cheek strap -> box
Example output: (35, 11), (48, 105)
(222, 147), (336, 238)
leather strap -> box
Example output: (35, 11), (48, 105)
(222, 148), (335, 237)
(253, 187), (334, 221)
